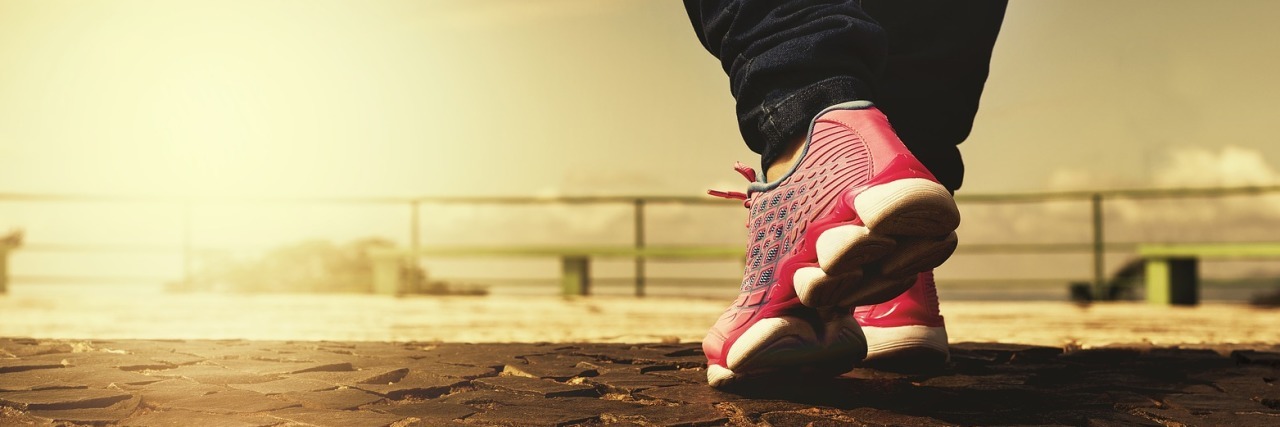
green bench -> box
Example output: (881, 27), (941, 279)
(1137, 242), (1280, 305)
(369, 245), (744, 296)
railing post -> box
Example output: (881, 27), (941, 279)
(1091, 193), (1106, 299)
(0, 247), (9, 294)
(634, 198), (646, 297)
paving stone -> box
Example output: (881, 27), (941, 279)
(0, 372), (85, 392)
(1103, 391), (1162, 409)
(1162, 392), (1275, 412)
(149, 353), (206, 366)
(408, 361), (496, 379)
(5, 339), (1280, 426)
(400, 418), (471, 427)
(840, 408), (953, 426)
(504, 361), (598, 381)
(0, 340), (73, 358)
(417, 344), (534, 368)
(227, 377), (336, 394)
(724, 400), (815, 418)
(267, 407), (404, 427)
(760, 411), (863, 427)
(647, 368), (707, 384)
(211, 359), (353, 375)
(466, 404), (599, 426)
(0, 359), (65, 373)
(1133, 407), (1280, 427)
(1233, 350), (1280, 367)
(160, 389), (299, 414)
(30, 352), (172, 371)
(616, 403), (729, 427)
(0, 366), (160, 389)
(289, 366), (409, 386)
(373, 401), (477, 420)
(120, 410), (280, 427)
(0, 388), (132, 410)
(438, 389), (542, 406)
(576, 360), (643, 375)
(1210, 373), (1279, 397)
(90, 340), (186, 355)
(347, 355), (416, 370)
(28, 394), (140, 424)
(474, 375), (599, 398)
(147, 364), (278, 385)
(125, 378), (226, 405)
(541, 397), (646, 416)
(918, 374), (1030, 390)
(351, 371), (466, 399)
(574, 345), (706, 370)
(585, 372), (683, 393)
(635, 384), (740, 404)
(1085, 413), (1165, 426)
(173, 343), (288, 362)
(283, 387), (384, 410)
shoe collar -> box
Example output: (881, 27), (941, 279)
(750, 100), (876, 193)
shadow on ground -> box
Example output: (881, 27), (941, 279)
(0, 339), (1277, 426)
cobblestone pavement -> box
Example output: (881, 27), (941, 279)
(1, 338), (1278, 426)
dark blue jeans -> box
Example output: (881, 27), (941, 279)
(684, 0), (1007, 192)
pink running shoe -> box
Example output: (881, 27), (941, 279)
(703, 101), (960, 387)
(855, 270), (950, 371)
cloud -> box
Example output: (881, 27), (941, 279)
(1153, 146), (1280, 188)
(953, 146), (1280, 280)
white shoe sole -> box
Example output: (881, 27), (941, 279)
(862, 325), (949, 369)
(707, 316), (866, 388)
(795, 178), (960, 311)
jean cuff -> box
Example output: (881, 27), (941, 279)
(748, 76), (873, 169)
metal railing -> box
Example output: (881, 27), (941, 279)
(2, 184), (1279, 296)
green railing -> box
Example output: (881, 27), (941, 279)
(2, 184), (1279, 296)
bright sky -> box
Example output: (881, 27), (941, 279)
(3, 0), (1280, 198)
(3, 0), (1280, 287)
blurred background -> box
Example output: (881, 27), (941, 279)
(2, 1), (1280, 341)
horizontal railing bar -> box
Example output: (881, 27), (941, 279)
(2, 184), (1279, 206)
(954, 242), (1140, 254)
(953, 185), (1280, 203)
(17, 241), (1277, 256)
(10, 275), (173, 284)
(22, 243), (187, 254)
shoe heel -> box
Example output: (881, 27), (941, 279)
(855, 178), (959, 237)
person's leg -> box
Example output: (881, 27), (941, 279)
(863, 0), (1008, 193)
(684, 0), (888, 177)
(853, 0), (1008, 370)
(688, 1), (970, 388)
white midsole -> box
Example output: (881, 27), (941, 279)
(862, 325), (949, 357)
(794, 178), (959, 309)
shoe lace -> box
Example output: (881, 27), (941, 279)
(707, 161), (757, 208)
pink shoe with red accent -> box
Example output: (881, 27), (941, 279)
(703, 101), (960, 387)
(855, 270), (950, 371)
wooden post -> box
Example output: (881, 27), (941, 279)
(1144, 257), (1198, 305)
(562, 256), (590, 296)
